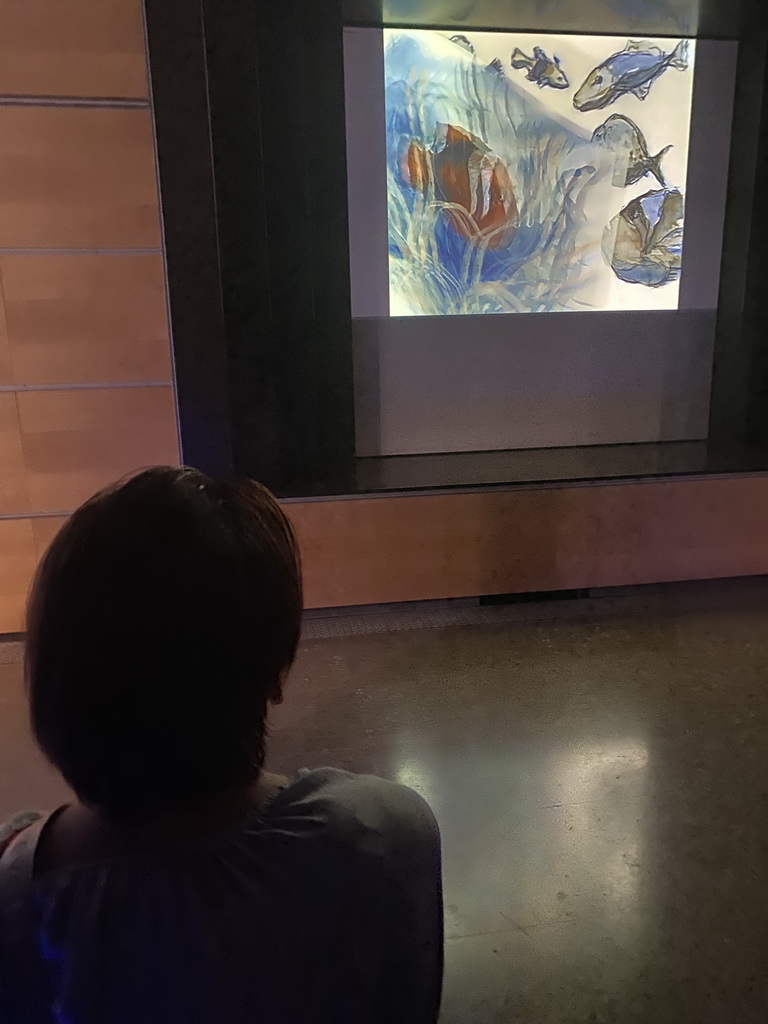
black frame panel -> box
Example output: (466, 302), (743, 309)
(144, 0), (233, 475)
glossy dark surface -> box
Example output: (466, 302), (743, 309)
(352, 441), (710, 495)
(3, 580), (768, 1021)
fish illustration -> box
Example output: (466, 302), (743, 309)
(401, 123), (519, 249)
(603, 187), (684, 286)
(511, 46), (569, 90)
(573, 38), (689, 112)
(591, 114), (672, 187)
(486, 57), (506, 77)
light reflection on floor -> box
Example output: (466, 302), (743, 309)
(394, 737), (649, 944)
(557, 740), (649, 916)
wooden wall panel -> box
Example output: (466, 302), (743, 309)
(0, 108), (161, 249)
(0, 395), (29, 515)
(587, 477), (768, 586)
(0, 255), (172, 385)
(0, 0), (182, 635)
(0, 519), (38, 634)
(14, 387), (178, 513)
(0, 0), (148, 99)
(31, 517), (67, 563)
(288, 487), (601, 608)
(287, 476), (768, 609)
(0, 277), (11, 386)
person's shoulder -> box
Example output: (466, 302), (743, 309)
(272, 768), (439, 850)
(279, 766), (435, 822)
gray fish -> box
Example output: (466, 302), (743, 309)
(511, 46), (569, 90)
(592, 114), (672, 188)
(574, 38), (689, 112)
(603, 187), (684, 287)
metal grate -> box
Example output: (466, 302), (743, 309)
(302, 596), (598, 640)
(301, 577), (768, 641)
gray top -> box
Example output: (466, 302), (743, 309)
(0, 768), (443, 1024)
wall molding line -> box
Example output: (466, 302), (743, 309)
(0, 247), (163, 256)
(0, 511), (70, 521)
(0, 381), (172, 394)
(0, 95), (149, 109)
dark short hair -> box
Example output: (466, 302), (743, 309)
(26, 467), (302, 821)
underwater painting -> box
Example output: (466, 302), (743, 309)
(384, 30), (695, 315)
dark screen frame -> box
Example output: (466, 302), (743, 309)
(145, 0), (356, 491)
(144, 0), (768, 493)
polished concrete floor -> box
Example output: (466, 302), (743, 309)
(3, 580), (768, 1022)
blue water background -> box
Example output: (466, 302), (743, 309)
(385, 32), (610, 313)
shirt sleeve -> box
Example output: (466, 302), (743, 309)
(374, 783), (443, 1024)
(288, 769), (444, 1024)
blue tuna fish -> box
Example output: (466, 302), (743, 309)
(573, 38), (689, 112)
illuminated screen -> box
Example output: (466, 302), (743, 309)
(345, 27), (735, 456)
(384, 30), (696, 316)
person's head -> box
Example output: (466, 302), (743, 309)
(25, 467), (302, 822)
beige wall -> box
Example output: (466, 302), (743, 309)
(0, 0), (179, 632)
